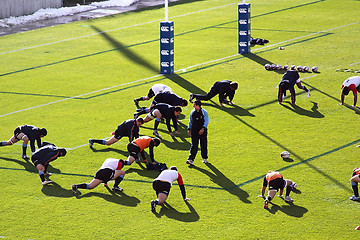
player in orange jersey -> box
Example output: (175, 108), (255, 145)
(260, 171), (297, 209)
(124, 136), (161, 165)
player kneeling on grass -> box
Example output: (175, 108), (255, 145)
(349, 167), (360, 201)
(31, 142), (67, 185)
(72, 158), (126, 194)
(151, 166), (190, 212)
(259, 171), (296, 209)
(124, 136), (161, 166)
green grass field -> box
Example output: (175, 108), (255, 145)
(1, 0), (360, 239)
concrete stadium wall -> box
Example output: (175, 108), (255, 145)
(0, 0), (63, 19)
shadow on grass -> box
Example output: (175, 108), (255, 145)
(280, 101), (324, 118)
(191, 163), (251, 204)
(125, 165), (159, 180)
(90, 146), (128, 156)
(41, 182), (73, 198)
(266, 202), (308, 218)
(74, 186), (140, 207)
(153, 201), (199, 222)
(282, 157), (294, 163)
(140, 125), (191, 151)
(0, 156), (61, 173)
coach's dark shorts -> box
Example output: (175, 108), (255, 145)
(94, 168), (115, 182)
(153, 180), (171, 196)
(268, 178), (285, 191)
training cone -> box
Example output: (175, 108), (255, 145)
(355, 226), (360, 230)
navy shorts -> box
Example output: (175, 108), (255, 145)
(153, 180), (171, 196)
(94, 168), (115, 182)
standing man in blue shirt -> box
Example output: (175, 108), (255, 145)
(186, 100), (209, 165)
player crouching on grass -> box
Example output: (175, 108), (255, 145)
(31, 142), (67, 185)
(349, 167), (360, 201)
(151, 166), (191, 212)
(259, 171), (297, 209)
(72, 158), (126, 194)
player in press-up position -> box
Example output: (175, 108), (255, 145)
(123, 136), (161, 165)
(349, 167), (360, 201)
(259, 171), (297, 209)
(133, 84), (173, 108)
(72, 158), (126, 194)
(278, 70), (310, 105)
(0, 125), (47, 160)
(189, 80), (238, 107)
(31, 142), (67, 185)
(151, 166), (190, 212)
(88, 118), (144, 148)
(339, 76), (360, 108)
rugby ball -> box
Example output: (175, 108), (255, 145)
(283, 65), (289, 70)
(297, 66), (303, 72)
(264, 64), (271, 70)
(271, 64), (277, 70)
(276, 64), (282, 70)
(312, 66), (318, 72)
(290, 65), (296, 70)
(303, 66), (309, 72)
(281, 151), (290, 158)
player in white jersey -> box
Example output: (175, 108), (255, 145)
(340, 76), (360, 107)
(151, 166), (190, 212)
(72, 158), (126, 194)
(134, 84), (172, 108)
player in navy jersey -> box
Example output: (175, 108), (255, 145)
(186, 100), (209, 165)
(151, 166), (190, 212)
(140, 103), (182, 138)
(72, 158), (126, 194)
(189, 80), (238, 107)
(31, 142), (67, 185)
(278, 70), (310, 105)
(0, 125), (47, 160)
(88, 118), (144, 148)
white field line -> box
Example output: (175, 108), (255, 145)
(0, 2), (236, 55)
(349, 61), (360, 66)
(0, 21), (357, 118)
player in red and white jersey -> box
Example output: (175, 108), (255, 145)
(259, 171), (297, 209)
(349, 167), (360, 201)
(151, 166), (190, 212)
(340, 76), (360, 107)
(72, 158), (126, 194)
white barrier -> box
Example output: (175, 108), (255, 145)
(0, 0), (62, 19)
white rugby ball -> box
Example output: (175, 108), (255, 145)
(312, 66), (318, 72)
(303, 66), (309, 72)
(281, 151), (290, 158)
(264, 64), (271, 70)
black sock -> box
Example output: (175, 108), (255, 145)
(303, 86), (309, 92)
(92, 139), (105, 144)
(22, 146), (27, 156)
(76, 183), (88, 189)
(154, 120), (160, 130)
(285, 186), (292, 196)
(352, 184), (359, 197)
(113, 176), (124, 187)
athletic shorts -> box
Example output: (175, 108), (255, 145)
(127, 142), (140, 160)
(94, 168), (115, 182)
(268, 178), (285, 191)
(147, 108), (160, 120)
(153, 180), (171, 196)
(13, 127), (22, 140)
(147, 88), (155, 99)
(31, 157), (51, 167)
(113, 128), (125, 140)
